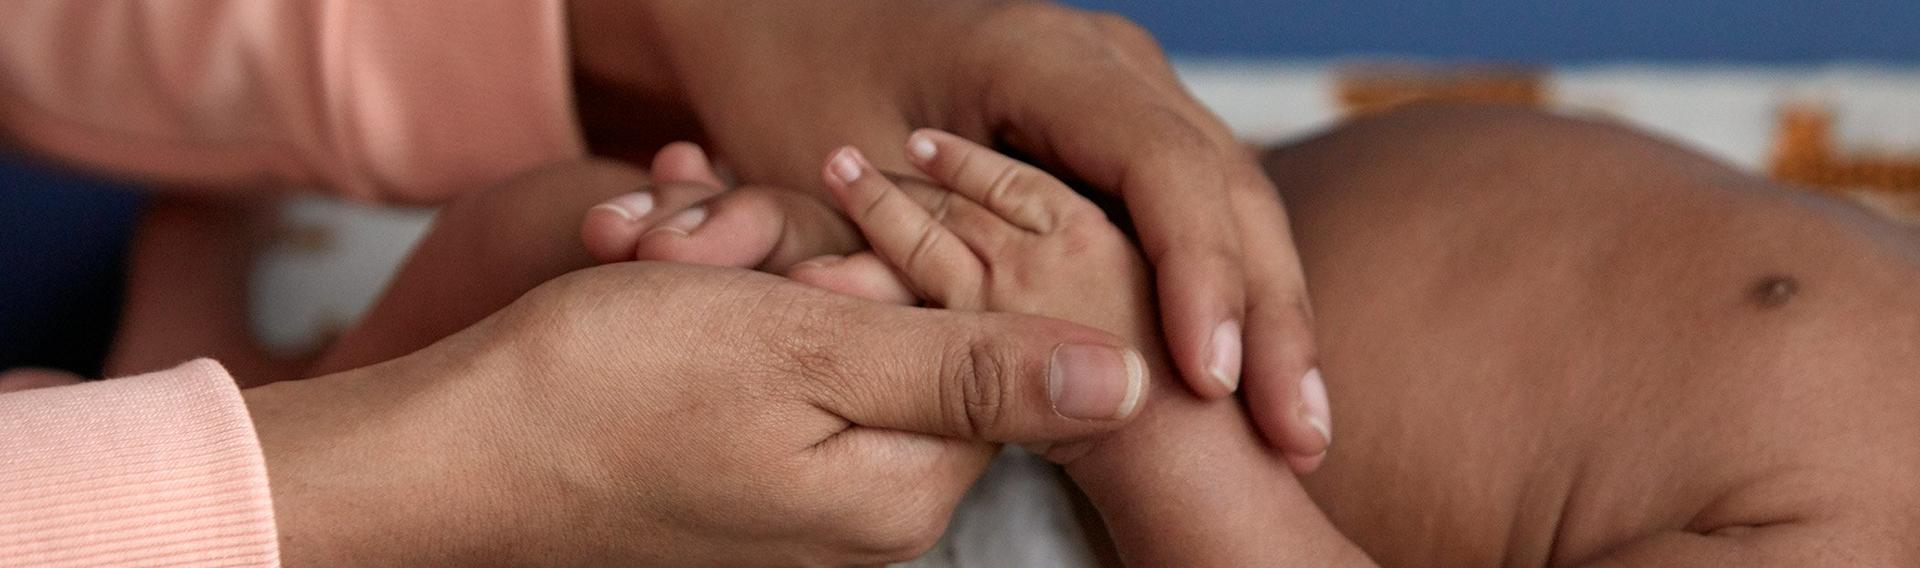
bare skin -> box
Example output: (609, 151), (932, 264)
(235, 160), (1153, 565)
(105, 104), (1919, 564)
(575, 1), (1332, 461)
(822, 106), (1920, 566)
(1273, 105), (1920, 565)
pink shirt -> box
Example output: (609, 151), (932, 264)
(0, 1), (586, 564)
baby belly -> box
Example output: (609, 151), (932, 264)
(1295, 366), (1571, 566)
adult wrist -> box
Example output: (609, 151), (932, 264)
(245, 366), (389, 565)
(244, 355), (520, 565)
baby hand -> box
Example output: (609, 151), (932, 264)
(579, 142), (870, 275)
(818, 130), (1162, 444)
(578, 142), (920, 305)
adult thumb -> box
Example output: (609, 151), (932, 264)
(795, 302), (1148, 444)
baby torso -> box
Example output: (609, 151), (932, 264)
(1272, 106), (1920, 565)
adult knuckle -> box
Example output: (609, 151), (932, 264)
(1251, 292), (1320, 361)
(1088, 11), (1164, 57)
(967, 3), (1104, 71)
(510, 268), (614, 325)
(959, 4), (1123, 119)
(773, 321), (847, 383)
(985, 2), (1096, 36)
(946, 329), (1012, 440)
(783, 334), (848, 389)
(492, 266), (685, 368)
(1139, 106), (1217, 159)
(1143, 230), (1240, 279)
(1087, 11), (1141, 36)
(729, 285), (856, 393)
(1189, 238), (1244, 273)
(1126, 134), (1226, 196)
(1226, 161), (1283, 199)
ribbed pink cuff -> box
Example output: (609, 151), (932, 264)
(0, 359), (278, 567)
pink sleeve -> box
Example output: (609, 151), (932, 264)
(0, 1), (585, 204)
(0, 360), (278, 567)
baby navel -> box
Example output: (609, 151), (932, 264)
(1749, 275), (1799, 309)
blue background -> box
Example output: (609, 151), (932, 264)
(1061, 1), (1920, 64)
(1, 156), (139, 376)
(6, 2), (1919, 374)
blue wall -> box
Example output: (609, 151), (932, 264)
(0, 156), (141, 376)
(1062, 1), (1920, 63)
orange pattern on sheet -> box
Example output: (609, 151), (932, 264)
(1770, 105), (1920, 193)
(1336, 65), (1547, 115)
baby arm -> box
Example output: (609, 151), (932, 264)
(817, 131), (1373, 566)
(107, 197), (311, 386)
(305, 157), (714, 375)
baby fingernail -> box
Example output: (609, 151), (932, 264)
(648, 206), (707, 237)
(1299, 367), (1332, 448)
(1207, 320), (1243, 393)
(907, 132), (938, 163)
(1049, 344), (1146, 420)
(590, 192), (655, 222)
(828, 148), (864, 185)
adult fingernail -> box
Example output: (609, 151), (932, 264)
(907, 132), (938, 163)
(1299, 368), (1332, 448)
(647, 206), (707, 237)
(589, 192), (655, 222)
(1049, 344), (1145, 420)
(828, 148), (864, 185)
(1207, 320), (1243, 393)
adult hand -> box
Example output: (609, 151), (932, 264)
(570, 0), (1330, 466)
(245, 262), (1145, 565)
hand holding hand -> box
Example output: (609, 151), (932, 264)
(247, 262), (1143, 565)
(571, 1), (1332, 466)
